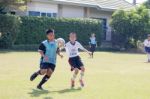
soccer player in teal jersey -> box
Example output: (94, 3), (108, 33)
(30, 29), (63, 90)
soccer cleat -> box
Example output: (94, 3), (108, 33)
(71, 79), (75, 88)
(79, 79), (84, 87)
(30, 72), (38, 81)
(37, 85), (43, 90)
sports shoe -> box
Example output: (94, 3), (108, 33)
(79, 79), (84, 87)
(37, 85), (43, 90)
(30, 72), (38, 81)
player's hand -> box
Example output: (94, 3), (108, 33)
(44, 56), (49, 62)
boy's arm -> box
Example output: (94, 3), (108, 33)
(144, 40), (148, 47)
(38, 43), (45, 57)
(78, 42), (91, 54)
(89, 42), (91, 47)
(38, 43), (49, 61)
(39, 50), (45, 57)
(96, 41), (98, 47)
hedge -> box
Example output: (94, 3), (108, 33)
(0, 14), (21, 48)
(15, 16), (102, 45)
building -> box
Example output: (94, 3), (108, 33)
(21, 0), (135, 41)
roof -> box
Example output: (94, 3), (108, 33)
(96, 0), (135, 10)
(32, 0), (135, 11)
(54, 0), (135, 10)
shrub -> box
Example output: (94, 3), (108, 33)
(15, 16), (102, 45)
(0, 14), (21, 48)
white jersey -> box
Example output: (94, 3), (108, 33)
(65, 41), (85, 58)
(144, 39), (150, 47)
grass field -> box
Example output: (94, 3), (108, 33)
(0, 51), (150, 99)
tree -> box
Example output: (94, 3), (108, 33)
(111, 6), (150, 49)
(0, 0), (30, 14)
(144, 0), (150, 9)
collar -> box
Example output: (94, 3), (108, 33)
(70, 41), (76, 45)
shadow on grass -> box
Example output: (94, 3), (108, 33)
(50, 87), (82, 94)
(28, 87), (81, 98)
(28, 89), (50, 97)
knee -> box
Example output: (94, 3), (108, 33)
(46, 70), (53, 77)
(40, 70), (47, 75)
(46, 72), (52, 77)
(81, 67), (85, 72)
(74, 68), (79, 74)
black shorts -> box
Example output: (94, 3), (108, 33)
(145, 47), (150, 53)
(68, 56), (84, 70)
(40, 63), (56, 71)
(90, 44), (96, 52)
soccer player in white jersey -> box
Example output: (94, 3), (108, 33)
(65, 32), (91, 88)
(144, 34), (150, 62)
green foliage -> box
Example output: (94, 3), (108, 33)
(0, 0), (29, 14)
(144, 0), (150, 9)
(15, 16), (102, 45)
(12, 44), (39, 51)
(0, 14), (21, 48)
(111, 5), (150, 49)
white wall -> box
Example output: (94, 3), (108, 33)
(61, 5), (84, 18)
(27, 1), (58, 13)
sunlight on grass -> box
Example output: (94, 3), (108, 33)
(0, 52), (150, 99)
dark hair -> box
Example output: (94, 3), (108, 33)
(69, 32), (76, 35)
(46, 29), (54, 35)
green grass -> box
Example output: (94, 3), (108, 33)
(0, 52), (150, 99)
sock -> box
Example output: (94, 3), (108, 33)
(38, 75), (50, 87)
(80, 71), (84, 80)
(71, 73), (77, 81)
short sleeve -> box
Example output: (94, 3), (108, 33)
(38, 43), (46, 53)
(144, 40), (148, 46)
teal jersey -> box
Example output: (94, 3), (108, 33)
(41, 40), (58, 65)
(90, 37), (96, 44)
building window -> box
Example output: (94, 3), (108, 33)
(101, 18), (107, 41)
(52, 13), (57, 17)
(10, 11), (16, 15)
(47, 13), (52, 17)
(28, 11), (57, 17)
(29, 11), (40, 16)
(41, 12), (46, 17)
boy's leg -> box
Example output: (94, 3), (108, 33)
(37, 69), (53, 90)
(71, 68), (79, 88)
(30, 69), (45, 81)
(147, 53), (150, 62)
(92, 52), (94, 58)
(79, 66), (85, 87)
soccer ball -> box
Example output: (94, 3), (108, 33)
(57, 38), (65, 49)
